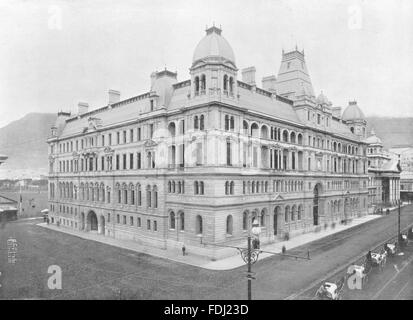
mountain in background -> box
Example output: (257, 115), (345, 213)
(0, 113), (56, 179)
(0, 113), (412, 179)
(366, 117), (413, 149)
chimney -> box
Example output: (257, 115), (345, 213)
(108, 89), (120, 105)
(262, 75), (277, 93)
(332, 107), (342, 118)
(150, 72), (157, 88)
(78, 102), (89, 115)
(242, 67), (256, 85)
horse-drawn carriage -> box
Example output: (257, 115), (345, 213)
(315, 276), (346, 300)
(370, 251), (387, 271)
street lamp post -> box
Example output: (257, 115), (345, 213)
(398, 199), (401, 246)
(203, 217), (310, 300)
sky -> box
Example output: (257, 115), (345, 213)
(0, 0), (412, 128)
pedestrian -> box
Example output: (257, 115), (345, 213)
(182, 245), (186, 256)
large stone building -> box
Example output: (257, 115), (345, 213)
(47, 26), (375, 258)
(364, 130), (401, 212)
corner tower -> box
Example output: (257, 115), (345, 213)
(190, 26), (238, 99)
(275, 48), (315, 100)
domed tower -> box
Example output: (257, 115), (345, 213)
(342, 100), (367, 138)
(190, 25), (237, 98)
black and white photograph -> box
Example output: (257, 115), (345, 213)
(0, 0), (412, 306)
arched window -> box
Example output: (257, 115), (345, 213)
(195, 76), (200, 95)
(168, 122), (176, 137)
(169, 211), (176, 229)
(223, 75), (228, 91)
(230, 181), (234, 195)
(200, 74), (206, 92)
(137, 184), (141, 206)
(123, 184), (128, 204)
(200, 115), (205, 130)
(153, 185), (158, 208)
(168, 181), (171, 193)
(290, 131), (296, 143)
(226, 215), (233, 235)
(298, 205), (302, 220)
(243, 211), (248, 230)
(194, 116), (199, 130)
(282, 130), (289, 142)
(243, 120), (249, 135)
(230, 116), (234, 131)
(179, 212), (185, 231)
(199, 181), (204, 195)
(251, 123), (259, 137)
(195, 215), (203, 235)
(260, 209), (266, 227)
(229, 77), (234, 94)
(146, 185), (151, 208)
(225, 181), (229, 195)
(291, 205), (296, 221)
(285, 206), (290, 222)
(194, 181), (199, 195)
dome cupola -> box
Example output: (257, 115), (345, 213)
(192, 26), (236, 69)
(342, 100), (365, 121)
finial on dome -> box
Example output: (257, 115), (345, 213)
(206, 24), (222, 35)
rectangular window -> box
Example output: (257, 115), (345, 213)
(130, 153), (134, 169)
(109, 133), (112, 146)
(137, 127), (141, 141)
(130, 129), (134, 143)
(123, 130), (127, 144)
(123, 154), (127, 170)
(116, 154), (120, 170)
(149, 124), (154, 139)
(226, 142), (232, 166)
(150, 100), (154, 111)
(137, 217), (141, 227)
(101, 156), (105, 171)
(137, 152), (141, 169)
(102, 135), (105, 146)
(123, 215), (126, 224)
(317, 114), (321, 125)
(117, 132), (120, 144)
(116, 214), (120, 223)
(147, 220), (151, 230)
(180, 120), (185, 134)
(196, 143), (203, 165)
(154, 221), (157, 231)
(130, 216), (134, 226)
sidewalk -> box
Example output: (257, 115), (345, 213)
(36, 212), (386, 270)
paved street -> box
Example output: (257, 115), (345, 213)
(1, 206), (412, 300)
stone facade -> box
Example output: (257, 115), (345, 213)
(47, 26), (373, 258)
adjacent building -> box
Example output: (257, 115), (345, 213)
(48, 26), (377, 258)
(364, 130), (401, 212)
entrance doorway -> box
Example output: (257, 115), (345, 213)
(87, 211), (98, 231)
